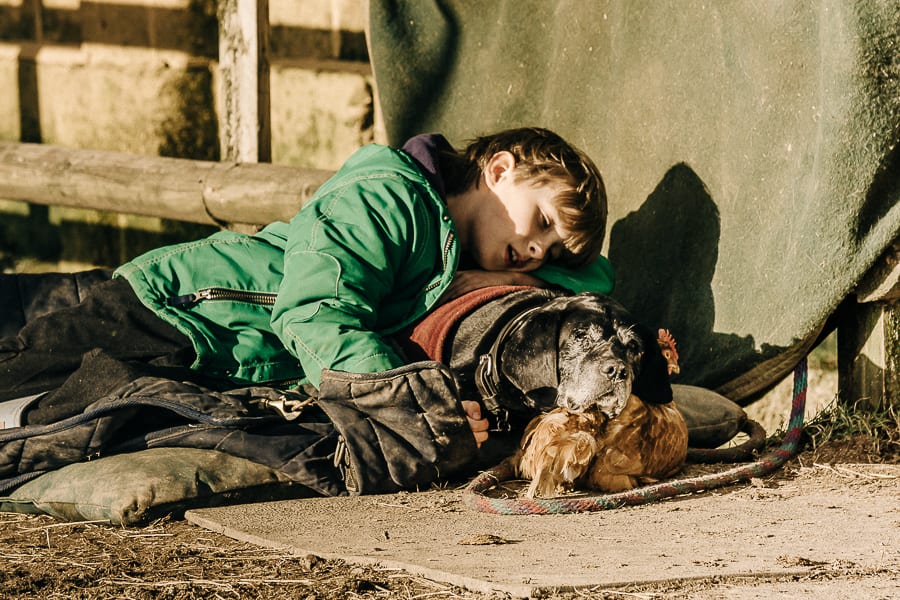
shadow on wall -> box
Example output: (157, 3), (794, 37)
(607, 163), (759, 394)
(159, 73), (218, 159)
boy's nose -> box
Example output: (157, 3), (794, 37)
(528, 230), (560, 262)
(528, 239), (546, 260)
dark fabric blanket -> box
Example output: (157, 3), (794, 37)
(0, 350), (478, 498)
(369, 1), (900, 403)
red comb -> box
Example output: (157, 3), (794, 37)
(657, 329), (680, 375)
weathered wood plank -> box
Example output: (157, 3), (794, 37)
(838, 299), (899, 410)
(257, 0), (271, 162)
(218, 0), (271, 162)
(0, 142), (332, 226)
(837, 240), (900, 409)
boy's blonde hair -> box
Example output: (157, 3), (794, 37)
(442, 127), (607, 268)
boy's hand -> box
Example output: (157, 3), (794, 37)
(440, 270), (545, 304)
(461, 400), (490, 447)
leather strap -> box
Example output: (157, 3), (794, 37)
(474, 304), (546, 431)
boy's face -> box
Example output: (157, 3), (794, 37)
(465, 152), (568, 272)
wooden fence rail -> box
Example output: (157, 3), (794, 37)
(0, 142), (333, 228)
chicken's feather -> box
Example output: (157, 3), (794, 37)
(517, 410), (606, 497)
(517, 394), (688, 498)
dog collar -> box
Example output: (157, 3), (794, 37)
(475, 303), (546, 431)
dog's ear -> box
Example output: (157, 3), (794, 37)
(631, 322), (674, 404)
(498, 307), (563, 413)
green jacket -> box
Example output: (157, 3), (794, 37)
(116, 144), (614, 388)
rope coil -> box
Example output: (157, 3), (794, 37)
(462, 358), (808, 514)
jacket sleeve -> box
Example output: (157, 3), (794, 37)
(532, 255), (616, 294)
(316, 361), (479, 494)
(270, 172), (439, 388)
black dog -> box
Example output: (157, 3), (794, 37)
(436, 289), (673, 431)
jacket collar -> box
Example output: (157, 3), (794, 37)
(400, 133), (454, 200)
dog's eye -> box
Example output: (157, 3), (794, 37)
(624, 338), (642, 356)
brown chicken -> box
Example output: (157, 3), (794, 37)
(516, 396), (688, 497)
(515, 329), (688, 498)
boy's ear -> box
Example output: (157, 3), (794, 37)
(484, 151), (516, 190)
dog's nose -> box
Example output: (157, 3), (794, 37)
(601, 361), (627, 381)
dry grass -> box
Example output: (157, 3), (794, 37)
(0, 514), (491, 599)
(745, 332), (898, 463)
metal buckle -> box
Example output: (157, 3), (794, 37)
(333, 437), (357, 493)
(259, 395), (315, 421)
(476, 354), (498, 397)
(490, 408), (512, 433)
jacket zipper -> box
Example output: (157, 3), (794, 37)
(442, 232), (455, 270)
(425, 231), (456, 293)
(166, 287), (278, 308)
(169, 233), (455, 306)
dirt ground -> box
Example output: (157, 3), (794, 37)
(0, 433), (896, 600)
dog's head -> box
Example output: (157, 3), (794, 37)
(499, 293), (673, 419)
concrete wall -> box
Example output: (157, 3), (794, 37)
(0, 0), (378, 270)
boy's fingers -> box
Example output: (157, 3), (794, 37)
(461, 400), (481, 420)
(467, 415), (489, 432)
(468, 421), (489, 446)
(461, 400), (489, 447)
(472, 430), (488, 447)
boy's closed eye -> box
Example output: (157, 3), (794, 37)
(536, 207), (568, 263)
(540, 212), (552, 229)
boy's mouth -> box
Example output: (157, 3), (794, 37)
(506, 245), (520, 268)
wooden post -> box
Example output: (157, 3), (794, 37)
(218, 0), (271, 163)
(838, 240), (900, 409)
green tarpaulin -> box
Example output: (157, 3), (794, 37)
(369, 0), (900, 403)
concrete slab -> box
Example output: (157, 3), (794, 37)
(186, 463), (899, 598)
